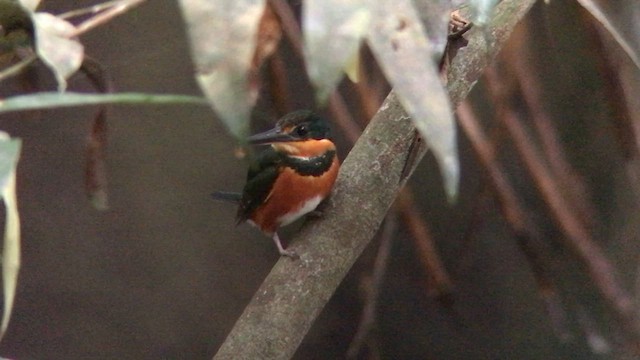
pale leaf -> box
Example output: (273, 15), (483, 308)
(32, 12), (84, 91)
(18, 0), (40, 11)
(576, 0), (640, 70)
(0, 133), (21, 342)
(303, 0), (372, 102)
(178, 0), (266, 139)
(367, 0), (459, 200)
(468, 0), (499, 26)
(343, 48), (360, 83)
(413, 0), (455, 59)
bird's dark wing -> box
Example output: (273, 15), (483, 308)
(236, 148), (282, 224)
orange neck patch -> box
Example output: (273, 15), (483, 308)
(272, 139), (336, 157)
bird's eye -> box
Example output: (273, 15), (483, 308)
(295, 125), (308, 137)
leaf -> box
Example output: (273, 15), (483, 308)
(32, 12), (84, 91)
(367, 0), (459, 200)
(468, 0), (499, 26)
(178, 0), (266, 140)
(343, 47), (360, 83)
(0, 92), (208, 113)
(303, 0), (372, 102)
(576, 0), (640, 70)
(412, 0), (455, 59)
(18, 0), (40, 11)
(0, 133), (21, 342)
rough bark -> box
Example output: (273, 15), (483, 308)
(213, 0), (537, 359)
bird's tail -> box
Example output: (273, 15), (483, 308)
(211, 191), (242, 204)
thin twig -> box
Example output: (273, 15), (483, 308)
(583, 12), (640, 184)
(456, 100), (572, 340)
(327, 92), (363, 144)
(213, 1), (539, 358)
(59, 0), (131, 20)
(583, 14), (640, 346)
(505, 21), (597, 231)
(266, 51), (291, 116)
(576, 303), (612, 354)
(484, 64), (640, 344)
(347, 208), (397, 359)
(397, 190), (454, 297)
(457, 100), (528, 231)
(450, 184), (490, 275)
(268, 0), (303, 54)
(80, 57), (113, 210)
(70, 0), (146, 37)
(0, 54), (36, 83)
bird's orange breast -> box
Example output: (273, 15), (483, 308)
(250, 154), (339, 234)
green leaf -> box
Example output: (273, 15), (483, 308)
(303, 0), (372, 102)
(178, 0), (266, 140)
(0, 133), (21, 342)
(0, 92), (209, 113)
(32, 12), (84, 91)
(367, 0), (459, 200)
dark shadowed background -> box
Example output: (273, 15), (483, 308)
(1, 1), (639, 359)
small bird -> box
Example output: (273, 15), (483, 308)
(212, 110), (340, 257)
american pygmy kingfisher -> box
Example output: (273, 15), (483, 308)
(212, 110), (340, 257)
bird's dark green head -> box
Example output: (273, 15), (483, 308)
(248, 110), (330, 145)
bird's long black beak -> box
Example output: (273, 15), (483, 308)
(247, 126), (296, 145)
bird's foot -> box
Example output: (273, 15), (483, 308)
(279, 248), (299, 259)
(273, 233), (299, 259)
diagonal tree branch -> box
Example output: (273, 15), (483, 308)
(213, 1), (537, 359)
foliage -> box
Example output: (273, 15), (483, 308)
(0, 0), (205, 344)
(1, 0), (640, 358)
(0, 133), (19, 342)
(179, 0), (460, 200)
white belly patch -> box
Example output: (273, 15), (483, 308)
(277, 195), (323, 227)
